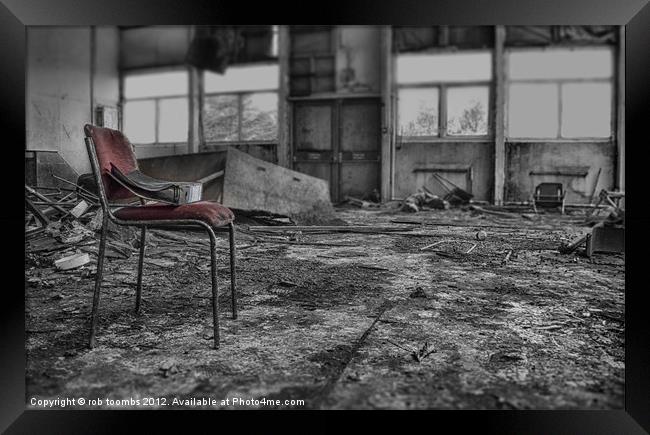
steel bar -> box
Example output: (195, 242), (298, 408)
(135, 226), (147, 313)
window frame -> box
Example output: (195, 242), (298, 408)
(202, 88), (280, 145)
(505, 46), (615, 142)
(201, 60), (281, 145)
(395, 50), (494, 142)
(121, 66), (190, 145)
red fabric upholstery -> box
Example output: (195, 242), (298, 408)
(114, 201), (234, 228)
(84, 124), (139, 200)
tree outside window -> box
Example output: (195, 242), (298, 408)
(396, 51), (492, 139)
(203, 64), (279, 143)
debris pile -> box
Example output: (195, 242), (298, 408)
(401, 188), (450, 213)
(400, 173), (474, 213)
(345, 195), (381, 209)
(25, 178), (138, 279)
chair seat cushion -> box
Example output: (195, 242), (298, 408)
(114, 201), (234, 227)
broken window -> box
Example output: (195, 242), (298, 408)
(506, 47), (613, 139)
(122, 70), (189, 144)
(396, 51), (492, 139)
(203, 64), (279, 143)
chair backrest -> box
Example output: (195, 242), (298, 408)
(535, 182), (563, 198)
(84, 124), (139, 201)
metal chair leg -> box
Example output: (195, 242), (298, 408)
(229, 222), (237, 319)
(207, 228), (220, 349)
(89, 214), (109, 348)
(135, 226), (146, 313)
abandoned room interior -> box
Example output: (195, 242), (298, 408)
(24, 25), (625, 409)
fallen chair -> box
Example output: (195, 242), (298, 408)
(83, 124), (237, 349)
(532, 182), (565, 214)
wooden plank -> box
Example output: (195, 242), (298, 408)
(222, 148), (335, 219)
(493, 25), (506, 205)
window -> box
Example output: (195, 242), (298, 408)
(203, 64), (279, 143)
(122, 70), (189, 144)
(396, 51), (492, 138)
(506, 47), (613, 139)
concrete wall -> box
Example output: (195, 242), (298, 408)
(505, 141), (616, 203)
(394, 141), (494, 201)
(336, 26), (382, 93)
(26, 26), (120, 181)
(95, 27), (120, 111)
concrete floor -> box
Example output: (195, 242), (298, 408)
(25, 207), (624, 409)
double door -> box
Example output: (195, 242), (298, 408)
(292, 97), (381, 202)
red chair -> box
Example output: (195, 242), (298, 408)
(83, 124), (237, 349)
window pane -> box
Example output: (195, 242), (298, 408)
(446, 86), (489, 136)
(124, 70), (188, 99)
(561, 83), (612, 138)
(507, 83), (558, 138)
(398, 88), (439, 136)
(123, 100), (155, 143)
(508, 48), (613, 80)
(158, 97), (188, 142)
(204, 64), (279, 93)
(241, 92), (278, 141)
(204, 95), (239, 141)
(396, 52), (492, 84)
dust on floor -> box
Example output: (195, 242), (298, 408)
(25, 207), (624, 409)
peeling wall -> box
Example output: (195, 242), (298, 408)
(336, 26), (381, 93)
(394, 142), (494, 201)
(26, 26), (120, 182)
(505, 141), (616, 203)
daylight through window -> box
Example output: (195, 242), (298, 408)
(123, 70), (189, 144)
(396, 51), (492, 138)
(506, 47), (613, 139)
(203, 64), (279, 143)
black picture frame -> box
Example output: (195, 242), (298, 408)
(3, 0), (649, 432)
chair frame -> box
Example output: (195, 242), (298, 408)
(84, 136), (237, 350)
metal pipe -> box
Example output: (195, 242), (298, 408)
(135, 226), (147, 313)
(229, 222), (237, 319)
(51, 173), (99, 200)
(208, 227), (220, 349)
(89, 213), (108, 349)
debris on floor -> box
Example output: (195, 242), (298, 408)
(401, 188), (450, 213)
(54, 252), (91, 270)
(345, 195), (381, 209)
(25, 204), (624, 410)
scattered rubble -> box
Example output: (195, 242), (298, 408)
(401, 189), (450, 213)
(54, 252), (90, 270)
(409, 286), (428, 298)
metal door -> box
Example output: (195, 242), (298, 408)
(292, 97), (381, 202)
(338, 98), (381, 201)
